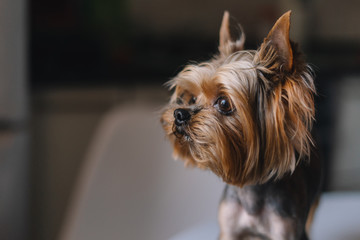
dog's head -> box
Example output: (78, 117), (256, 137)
(161, 11), (315, 186)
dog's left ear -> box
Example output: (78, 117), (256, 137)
(259, 11), (293, 72)
(218, 11), (245, 56)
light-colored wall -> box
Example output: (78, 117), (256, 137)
(0, 0), (27, 121)
(0, 0), (28, 239)
(331, 77), (360, 190)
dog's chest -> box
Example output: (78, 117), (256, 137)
(218, 186), (296, 240)
(219, 200), (260, 231)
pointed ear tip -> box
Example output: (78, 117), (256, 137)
(220, 11), (230, 29)
(282, 10), (292, 21)
(273, 10), (292, 31)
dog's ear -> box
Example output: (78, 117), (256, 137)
(253, 11), (316, 182)
(218, 11), (245, 56)
(258, 11), (293, 72)
(219, 11), (232, 51)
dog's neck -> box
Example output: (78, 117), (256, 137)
(230, 184), (266, 215)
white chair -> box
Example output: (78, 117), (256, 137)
(59, 104), (224, 240)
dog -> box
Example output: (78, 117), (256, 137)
(160, 11), (322, 240)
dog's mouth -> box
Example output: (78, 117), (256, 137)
(172, 124), (191, 141)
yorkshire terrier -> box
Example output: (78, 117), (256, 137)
(161, 11), (322, 240)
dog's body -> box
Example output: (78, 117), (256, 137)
(219, 147), (322, 240)
(161, 11), (322, 240)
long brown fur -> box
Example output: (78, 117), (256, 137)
(161, 11), (315, 187)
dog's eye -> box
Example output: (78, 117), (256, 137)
(189, 96), (196, 105)
(176, 97), (183, 105)
(215, 96), (234, 115)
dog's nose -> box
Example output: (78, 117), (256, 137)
(174, 108), (191, 126)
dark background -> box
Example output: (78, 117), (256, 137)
(30, 0), (360, 88)
(26, 0), (360, 240)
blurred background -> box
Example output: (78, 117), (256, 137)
(1, 0), (360, 239)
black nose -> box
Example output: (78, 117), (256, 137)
(174, 108), (191, 126)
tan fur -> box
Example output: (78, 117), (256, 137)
(306, 197), (320, 235)
(160, 11), (316, 187)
